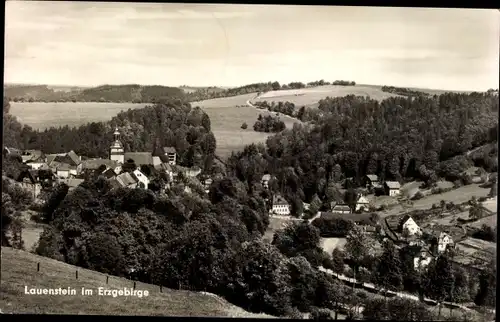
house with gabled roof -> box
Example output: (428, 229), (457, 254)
(384, 181), (401, 197)
(270, 194), (290, 216)
(355, 194), (370, 212)
(400, 215), (422, 236)
(16, 169), (43, 199)
(363, 174), (381, 189)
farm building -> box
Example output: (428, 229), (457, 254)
(363, 174), (381, 189)
(21, 150), (46, 169)
(58, 178), (85, 191)
(384, 181), (401, 196)
(332, 204), (352, 214)
(355, 195), (370, 212)
(400, 215), (422, 236)
(270, 194), (290, 216)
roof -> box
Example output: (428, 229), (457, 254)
(60, 178), (85, 188)
(66, 150), (81, 165)
(82, 158), (118, 170)
(385, 181), (401, 189)
(366, 174), (379, 182)
(152, 156), (162, 167)
(262, 174), (271, 181)
(272, 194), (289, 206)
(332, 205), (351, 212)
(102, 168), (117, 179)
(56, 163), (72, 171)
(163, 146), (177, 154)
(116, 172), (138, 187)
(124, 152), (153, 166)
(21, 150), (44, 162)
(4, 147), (21, 155)
(17, 169), (38, 183)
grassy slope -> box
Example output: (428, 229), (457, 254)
(192, 93), (302, 157)
(0, 247), (275, 317)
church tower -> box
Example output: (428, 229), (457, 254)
(110, 127), (124, 164)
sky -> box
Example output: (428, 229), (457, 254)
(4, 2), (500, 91)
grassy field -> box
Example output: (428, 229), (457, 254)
(320, 238), (347, 254)
(192, 93), (301, 157)
(253, 85), (402, 108)
(10, 102), (147, 130)
(466, 214), (497, 229)
(0, 247), (275, 317)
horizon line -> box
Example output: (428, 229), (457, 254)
(3, 81), (494, 93)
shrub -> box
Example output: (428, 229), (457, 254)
(411, 191), (424, 200)
(241, 122), (248, 129)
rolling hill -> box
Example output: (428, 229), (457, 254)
(0, 247), (275, 317)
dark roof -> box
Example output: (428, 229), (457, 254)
(124, 152), (154, 166)
(82, 159), (118, 170)
(163, 147), (177, 153)
(272, 194), (289, 206)
(17, 169), (38, 183)
(56, 163), (72, 171)
(102, 168), (118, 179)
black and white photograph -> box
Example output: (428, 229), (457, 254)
(2, 1), (498, 320)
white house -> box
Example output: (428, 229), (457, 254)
(401, 216), (422, 236)
(384, 181), (401, 197)
(270, 194), (290, 216)
(132, 169), (149, 190)
(355, 195), (370, 212)
(437, 232), (454, 253)
(56, 164), (71, 179)
(414, 250), (432, 271)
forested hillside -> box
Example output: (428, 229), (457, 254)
(4, 84), (185, 103)
(227, 92), (499, 204)
(3, 98), (216, 169)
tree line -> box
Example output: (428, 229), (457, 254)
(4, 84), (185, 103)
(381, 85), (431, 97)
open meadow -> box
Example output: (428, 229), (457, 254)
(192, 93), (301, 157)
(0, 247), (275, 318)
(9, 102), (147, 130)
(252, 84), (402, 108)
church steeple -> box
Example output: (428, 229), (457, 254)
(110, 127), (124, 164)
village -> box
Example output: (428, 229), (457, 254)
(264, 169), (497, 281)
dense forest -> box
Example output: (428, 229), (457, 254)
(227, 92), (499, 206)
(3, 98), (216, 170)
(4, 84), (185, 103)
(253, 114), (286, 133)
(381, 85), (431, 97)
